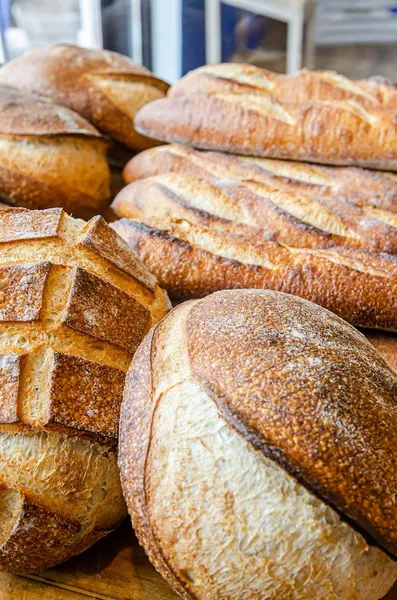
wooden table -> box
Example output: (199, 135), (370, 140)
(1, 521), (396, 599)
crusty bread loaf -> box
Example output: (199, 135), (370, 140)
(134, 69), (397, 170)
(170, 63), (397, 109)
(112, 214), (397, 331)
(0, 207), (170, 573)
(119, 290), (397, 600)
(364, 332), (397, 372)
(0, 86), (110, 218)
(123, 144), (397, 213)
(0, 45), (169, 151)
(112, 173), (397, 254)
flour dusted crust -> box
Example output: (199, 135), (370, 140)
(113, 172), (397, 255)
(134, 65), (397, 169)
(0, 45), (169, 150)
(112, 206), (397, 331)
(119, 291), (397, 600)
(123, 145), (397, 214)
(170, 64), (397, 109)
(0, 207), (170, 573)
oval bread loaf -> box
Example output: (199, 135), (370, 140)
(0, 45), (169, 151)
(111, 204), (397, 332)
(123, 144), (397, 214)
(0, 207), (170, 573)
(119, 289), (397, 600)
(0, 86), (111, 218)
(134, 66), (397, 170)
(112, 172), (397, 254)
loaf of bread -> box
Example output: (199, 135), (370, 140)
(119, 289), (397, 600)
(365, 332), (397, 372)
(113, 173), (397, 254)
(134, 69), (397, 170)
(112, 211), (397, 331)
(0, 86), (110, 218)
(0, 207), (169, 573)
(170, 63), (397, 109)
(0, 45), (169, 151)
(123, 144), (397, 213)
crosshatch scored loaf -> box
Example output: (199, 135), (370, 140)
(134, 64), (397, 170)
(119, 289), (397, 600)
(0, 44), (170, 151)
(0, 85), (111, 218)
(0, 207), (170, 573)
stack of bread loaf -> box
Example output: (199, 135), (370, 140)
(0, 48), (396, 600)
(0, 44), (169, 217)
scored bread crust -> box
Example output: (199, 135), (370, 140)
(0, 86), (110, 217)
(170, 64), (397, 109)
(111, 206), (397, 331)
(112, 173), (397, 254)
(123, 145), (397, 214)
(134, 91), (397, 170)
(119, 290), (397, 599)
(0, 45), (169, 151)
(364, 332), (397, 372)
(0, 207), (170, 573)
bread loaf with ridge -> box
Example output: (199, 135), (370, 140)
(119, 289), (397, 600)
(123, 144), (397, 213)
(0, 207), (169, 573)
(112, 172), (397, 254)
(170, 63), (397, 109)
(0, 45), (169, 151)
(112, 216), (397, 331)
(0, 86), (110, 218)
(134, 66), (397, 170)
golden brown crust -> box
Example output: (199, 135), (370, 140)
(0, 45), (169, 150)
(364, 331), (397, 372)
(0, 207), (169, 573)
(112, 218), (397, 331)
(123, 145), (397, 213)
(80, 216), (156, 291)
(63, 267), (150, 353)
(135, 90), (397, 170)
(112, 173), (397, 254)
(0, 87), (111, 217)
(120, 290), (397, 585)
(184, 291), (397, 556)
(170, 64), (397, 109)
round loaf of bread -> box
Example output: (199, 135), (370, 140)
(0, 207), (170, 573)
(0, 86), (110, 218)
(0, 45), (169, 151)
(119, 290), (397, 600)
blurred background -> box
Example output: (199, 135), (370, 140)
(0, 0), (396, 82)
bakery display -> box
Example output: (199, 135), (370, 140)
(123, 144), (397, 213)
(0, 45), (169, 151)
(0, 207), (169, 573)
(170, 64), (397, 108)
(113, 172), (397, 254)
(0, 86), (110, 218)
(134, 66), (397, 169)
(119, 289), (397, 600)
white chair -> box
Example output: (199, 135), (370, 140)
(205, 0), (317, 73)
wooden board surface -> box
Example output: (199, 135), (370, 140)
(0, 519), (396, 599)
